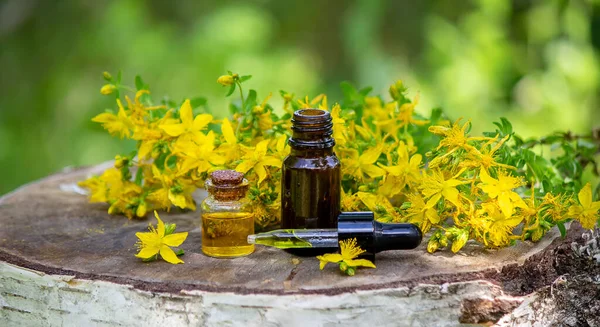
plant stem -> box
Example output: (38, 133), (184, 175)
(237, 81), (245, 110)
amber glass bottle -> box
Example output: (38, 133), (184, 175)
(282, 109), (341, 231)
(201, 170), (254, 258)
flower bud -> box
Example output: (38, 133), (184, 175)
(136, 202), (148, 218)
(339, 262), (348, 272)
(114, 155), (128, 168)
(164, 223), (177, 235)
(389, 80), (405, 100)
(217, 75), (234, 86)
(101, 84), (117, 95)
(103, 71), (113, 81)
(345, 267), (356, 276)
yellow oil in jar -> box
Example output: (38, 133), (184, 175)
(201, 212), (254, 257)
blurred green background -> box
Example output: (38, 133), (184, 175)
(1, 0), (599, 195)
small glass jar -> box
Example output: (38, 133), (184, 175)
(201, 170), (254, 258)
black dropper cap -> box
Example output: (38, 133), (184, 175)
(337, 212), (422, 262)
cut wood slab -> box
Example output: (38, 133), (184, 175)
(0, 163), (595, 326)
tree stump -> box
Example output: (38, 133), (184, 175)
(0, 163), (598, 326)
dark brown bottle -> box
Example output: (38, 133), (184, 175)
(282, 109), (341, 232)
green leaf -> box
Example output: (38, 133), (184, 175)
(340, 81), (359, 103)
(116, 70), (122, 84)
(239, 75), (252, 83)
(175, 249), (185, 256)
(134, 165), (144, 186)
(135, 75), (145, 90)
(557, 222), (566, 238)
(493, 117), (513, 136)
(244, 89), (257, 112)
(359, 86), (373, 96)
(190, 97), (207, 108)
(226, 83), (236, 97)
(142, 255), (158, 262)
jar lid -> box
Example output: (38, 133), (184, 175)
(210, 170), (244, 186)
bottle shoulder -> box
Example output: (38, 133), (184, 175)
(283, 153), (340, 169)
(201, 196), (252, 213)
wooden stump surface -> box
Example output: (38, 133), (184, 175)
(0, 162), (573, 296)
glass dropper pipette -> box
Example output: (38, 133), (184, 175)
(247, 211), (422, 261)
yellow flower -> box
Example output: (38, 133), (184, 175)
(389, 80), (405, 100)
(357, 191), (402, 222)
(397, 94), (428, 127)
(341, 188), (362, 211)
(125, 90), (166, 125)
(133, 110), (176, 160)
(404, 193), (439, 233)
(215, 117), (243, 162)
(480, 203), (522, 247)
(451, 229), (469, 253)
(235, 139), (282, 184)
(363, 96), (394, 122)
(146, 165), (196, 211)
(135, 211), (188, 264)
(176, 131), (225, 176)
(78, 168), (122, 203)
(420, 169), (468, 208)
(317, 238), (376, 275)
(478, 169), (525, 217)
(460, 135), (515, 173)
(274, 134), (290, 159)
(341, 147), (385, 181)
(100, 84), (117, 95)
(106, 177), (144, 219)
(330, 104), (348, 146)
(568, 183), (600, 229)
(378, 141), (422, 197)
(217, 75), (234, 86)
(297, 94), (326, 109)
(92, 101), (134, 139)
(159, 99), (213, 139)
(252, 93), (274, 131)
(373, 94), (428, 137)
(429, 119), (493, 154)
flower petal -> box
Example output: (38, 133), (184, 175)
(154, 211), (165, 236)
(497, 193), (513, 217)
(359, 147), (382, 164)
(254, 140), (269, 158)
(318, 253), (343, 264)
(235, 160), (255, 174)
(135, 247), (159, 259)
(260, 156), (282, 167)
(179, 99), (193, 126)
(255, 163), (268, 184)
(163, 232), (188, 247)
(442, 187), (460, 207)
(579, 183), (593, 209)
(479, 168), (495, 185)
(221, 118), (237, 145)
(135, 231), (158, 244)
(159, 124), (185, 137)
(344, 259), (376, 268)
(362, 164), (385, 178)
(159, 245), (183, 264)
(193, 114), (213, 131)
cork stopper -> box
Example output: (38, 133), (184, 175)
(206, 170), (248, 200)
(210, 170), (244, 186)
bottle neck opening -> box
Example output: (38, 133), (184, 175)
(289, 109), (335, 150)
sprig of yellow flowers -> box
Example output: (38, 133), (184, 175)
(81, 71), (600, 253)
